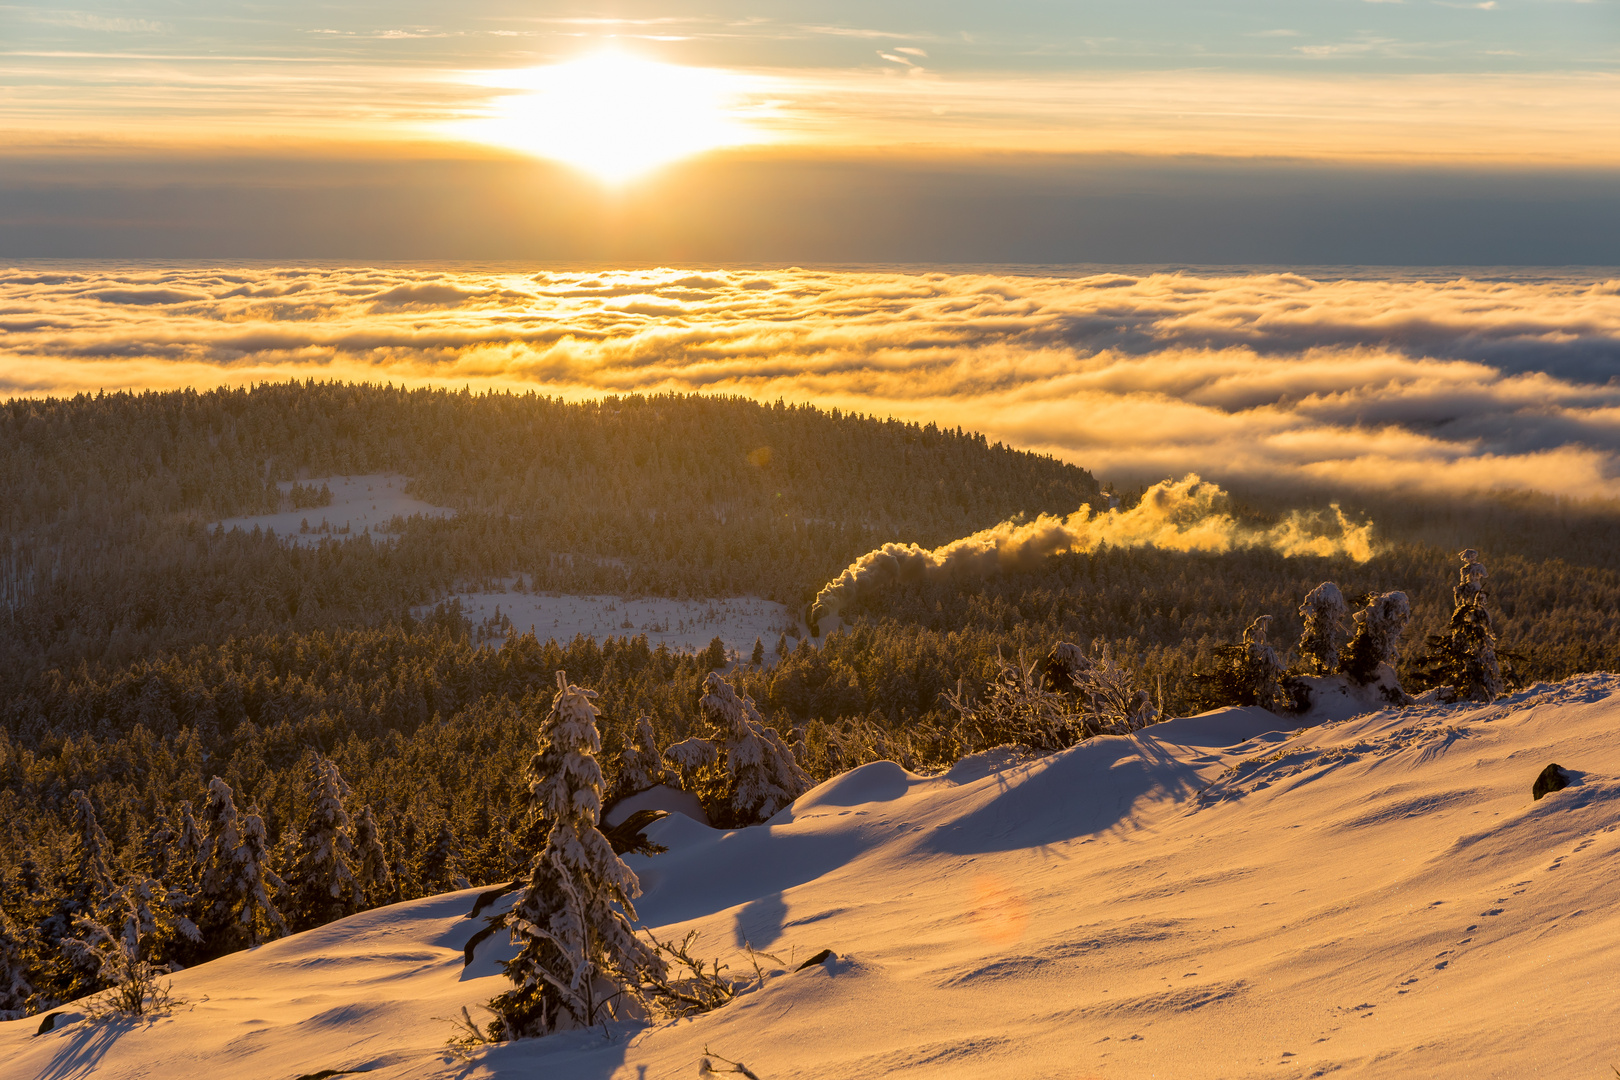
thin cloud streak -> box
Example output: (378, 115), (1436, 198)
(3, 265), (1620, 499)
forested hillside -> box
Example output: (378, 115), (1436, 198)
(2, 382), (1619, 1016)
(0, 385), (1094, 678)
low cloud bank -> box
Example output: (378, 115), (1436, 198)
(809, 475), (1375, 626)
(3, 265), (1620, 498)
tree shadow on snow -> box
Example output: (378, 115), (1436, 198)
(733, 891), (789, 950)
(923, 732), (1211, 856)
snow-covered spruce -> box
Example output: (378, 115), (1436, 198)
(488, 670), (666, 1038)
(673, 672), (813, 827)
(1340, 590), (1413, 701)
(0, 907), (34, 1020)
(419, 822), (471, 894)
(1419, 549), (1505, 702)
(352, 804), (394, 908)
(284, 757), (360, 933)
(608, 716), (676, 806)
(1242, 616), (1290, 713)
(195, 778), (288, 954)
(1297, 581), (1349, 676)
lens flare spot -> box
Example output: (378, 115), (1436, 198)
(968, 875), (1029, 946)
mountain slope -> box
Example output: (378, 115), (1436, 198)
(8, 676), (1619, 1080)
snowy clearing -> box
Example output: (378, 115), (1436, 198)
(431, 591), (802, 661)
(213, 474), (454, 546)
(8, 675), (1620, 1078)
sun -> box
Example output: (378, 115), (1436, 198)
(459, 50), (760, 183)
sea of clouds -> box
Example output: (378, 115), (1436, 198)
(3, 264), (1618, 499)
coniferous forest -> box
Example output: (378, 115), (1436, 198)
(2, 382), (1618, 1015)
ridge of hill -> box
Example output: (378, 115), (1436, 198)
(10, 674), (1618, 1080)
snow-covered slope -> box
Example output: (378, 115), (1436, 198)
(9, 676), (1620, 1080)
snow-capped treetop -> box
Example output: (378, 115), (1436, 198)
(1298, 581), (1349, 675)
(698, 672), (813, 825)
(1455, 548), (1488, 608)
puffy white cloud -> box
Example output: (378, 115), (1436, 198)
(3, 265), (1619, 498)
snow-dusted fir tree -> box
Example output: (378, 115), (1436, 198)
(172, 800), (206, 886)
(1242, 616), (1290, 712)
(1419, 549), (1506, 701)
(685, 672), (813, 827)
(1340, 591), (1413, 697)
(195, 778), (288, 953)
(235, 806), (290, 945)
(1297, 582), (1350, 675)
(419, 823), (471, 894)
(0, 907), (35, 1019)
(69, 790), (117, 914)
(488, 671), (666, 1038)
(285, 756), (359, 932)
(352, 804), (394, 908)
(608, 716), (675, 805)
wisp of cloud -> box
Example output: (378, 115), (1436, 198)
(809, 474), (1375, 628)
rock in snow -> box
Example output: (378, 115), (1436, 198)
(7, 675), (1620, 1079)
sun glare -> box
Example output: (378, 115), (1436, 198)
(459, 50), (760, 183)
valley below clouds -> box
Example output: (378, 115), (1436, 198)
(4, 263), (1619, 499)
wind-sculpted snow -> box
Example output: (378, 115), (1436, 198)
(811, 473), (1374, 625)
(5, 265), (1620, 496)
(6, 675), (1620, 1078)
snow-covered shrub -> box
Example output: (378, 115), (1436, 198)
(691, 673), (814, 827)
(195, 777), (287, 953)
(948, 648), (1080, 752)
(1339, 591), (1412, 701)
(1057, 640), (1159, 735)
(487, 671), (666, 1038)
(65, 878), (194, 1016)
(1416, 548), (1507, 702)
(284, 757), (360, 932)
(1297, 582), (1349, 675)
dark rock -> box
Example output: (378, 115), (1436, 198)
(35, 1013), (60, 1035)
(795, 948), (835, 971)
(1532, 763), (1569, 801)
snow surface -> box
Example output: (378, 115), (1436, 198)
(213, 474), (454, 547)
(434, 591), (801, 662)
(8, 675), (1620, 1079)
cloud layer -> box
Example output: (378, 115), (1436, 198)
(4, 264), (1620, 499)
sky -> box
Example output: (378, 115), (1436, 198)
(2, 0), (1617, 261)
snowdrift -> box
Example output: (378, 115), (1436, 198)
(8, 675), (1620, 1079)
